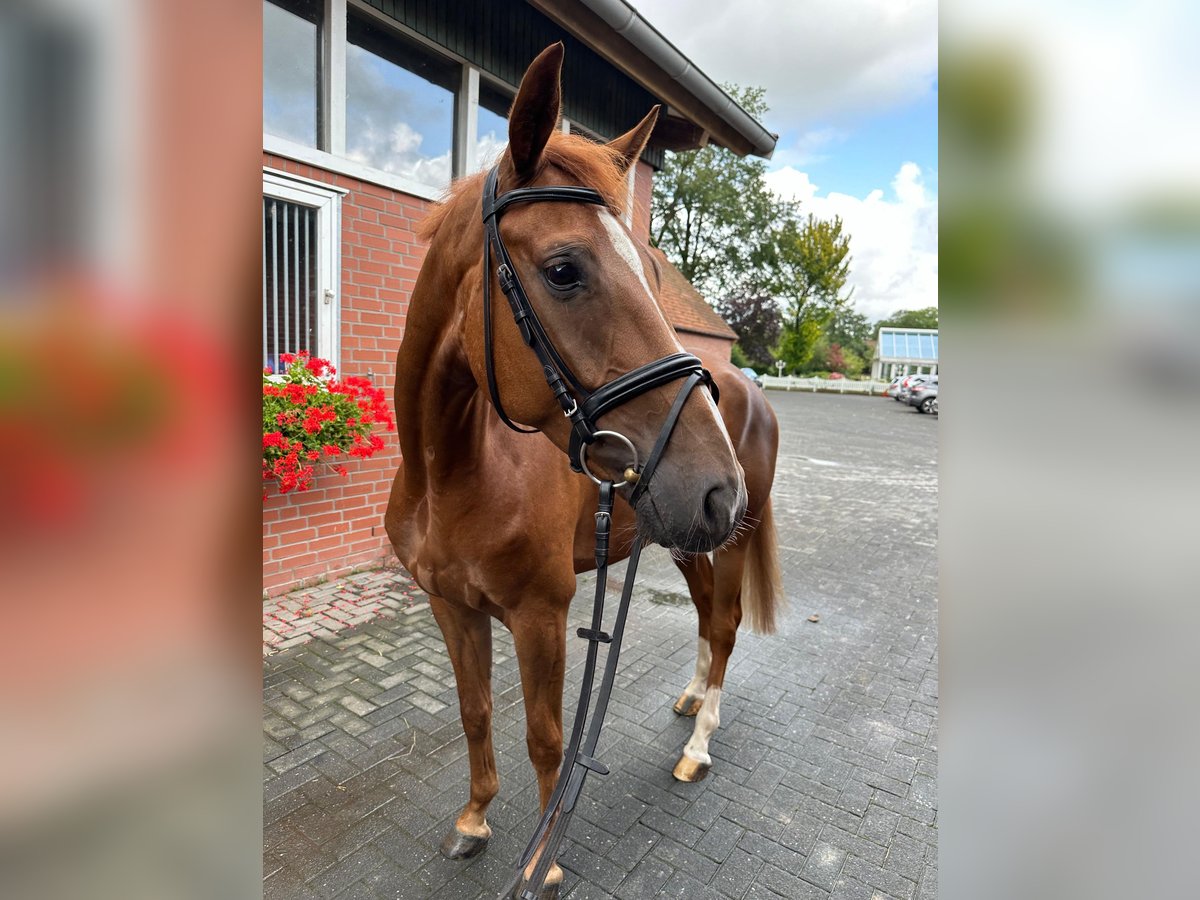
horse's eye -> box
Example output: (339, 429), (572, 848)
(544, 261), (581, 289)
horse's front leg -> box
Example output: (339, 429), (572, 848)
(509, 604), (568, 897)
(428, 594), (499, 859)
(674, 543), (745, 783)
(672, 553), (714, 717)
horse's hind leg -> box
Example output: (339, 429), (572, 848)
(428, 595), (498, 860)
(673, 541), (746, 783)
(672, 553), (714, 717)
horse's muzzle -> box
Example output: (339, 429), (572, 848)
(634, 470), (747, 553)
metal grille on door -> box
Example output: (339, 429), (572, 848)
(263, 197), (318, 372)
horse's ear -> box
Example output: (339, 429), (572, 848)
(607, 105), (660, 174)
(508, 43), (564, 181)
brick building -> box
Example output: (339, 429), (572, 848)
(262, 0), (775, 595)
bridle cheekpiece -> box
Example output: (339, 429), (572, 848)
(480, 164), (718, 502)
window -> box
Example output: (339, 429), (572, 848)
(345, 13), (458, 191)
(262, 172), (341, 372)
(476, 80), (512, 170)
(263, 0), (322, 148)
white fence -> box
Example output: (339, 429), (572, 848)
(760, 375), (891, 395)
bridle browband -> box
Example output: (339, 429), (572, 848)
(480, 163), (720, 898)
(481, 165), (718, 500)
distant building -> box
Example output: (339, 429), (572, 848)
(872, 327), (938, 380)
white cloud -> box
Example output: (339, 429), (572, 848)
(765, 162), (938, 322)
(633, 0), (937, 130)
(771, 127), (848, 169)
(342, 42), (455, 189)
(345, 119), (452, 188)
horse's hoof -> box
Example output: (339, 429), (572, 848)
(511, 880), (560, 900)
(672, 755), (711, 783)
(439, 825), (490, 860)
(672, 693), (703, 716)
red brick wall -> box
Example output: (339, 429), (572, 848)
(677, 330), (734, 362)
(262, 153), (429, 596)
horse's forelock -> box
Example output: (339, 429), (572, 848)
(417, 131), (628, 243)
(537, 131), (629, 212)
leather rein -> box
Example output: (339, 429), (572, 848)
(480, 164), (717, 898)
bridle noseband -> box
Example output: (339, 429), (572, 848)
(481, 163), (723, 898)
(481, 164), (718, 501)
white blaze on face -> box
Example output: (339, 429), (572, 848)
(683, 637), (712, 699)
(594, 208), (740, 489)
(682, 686), (722, 766)
(596, 209), (659, 309)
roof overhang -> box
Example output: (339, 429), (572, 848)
(528, 0), (777, 158)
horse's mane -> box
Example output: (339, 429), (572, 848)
(418, 131), (630, 242)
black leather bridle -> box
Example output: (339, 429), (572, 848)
(481, 165), (718, 502)
(480, 163), (719, 898)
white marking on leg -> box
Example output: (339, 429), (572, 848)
(683, 686), (722, 765)
(683, 637), (711, 699)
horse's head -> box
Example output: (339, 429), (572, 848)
(459, 43), (746, 552)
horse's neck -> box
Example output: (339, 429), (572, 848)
(394, 237), (487, 492)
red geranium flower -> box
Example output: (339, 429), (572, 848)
(262, 352), (395, 497)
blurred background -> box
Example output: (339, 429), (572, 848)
(941, 1), (1200, 899)
(0, 0), (1197, 897)
(0, 1), (260, 898)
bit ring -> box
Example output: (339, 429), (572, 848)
(578, 430), (639, 489)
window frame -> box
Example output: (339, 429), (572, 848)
(264, 0), (528, 197)
(343, 5), (461, 192)
(262, 0), (325, 151)
(262, 168), (344, 372)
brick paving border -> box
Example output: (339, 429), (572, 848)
(264, 568), (428, 655)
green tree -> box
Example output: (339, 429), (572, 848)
(776, 309), (825, 373)
(729, 343), (753, 369)
(874, 307), (939, 330)
(764, 214), (853, 371)
(651, 84), (857, 374)
(828, 307), (873, 355)
(651, 86), (782, 297)
(840, 345), (868, 377)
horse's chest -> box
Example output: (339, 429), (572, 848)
(391, 487), (577, 608)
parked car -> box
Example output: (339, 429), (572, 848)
(897, 374), (931, 403)
(739, 366), (764, 387)
(909, 377), (939, 414)
(882, 375), (905, 398)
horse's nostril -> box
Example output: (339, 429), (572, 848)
(703, 485), (723, 523)
(703, 483), (738, 534)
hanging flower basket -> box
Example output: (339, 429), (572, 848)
(262, 352), (396, 496)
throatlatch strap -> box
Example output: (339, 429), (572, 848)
(482, 234), (537, 435)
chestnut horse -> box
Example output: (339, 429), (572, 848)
(384, 44), (783, 895)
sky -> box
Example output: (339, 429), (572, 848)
(264, 0), (937, 322)
(633, 0), (938, 322)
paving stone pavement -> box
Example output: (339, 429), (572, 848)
(263, 569), (430, 654)
(263, 391), (938, 900)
